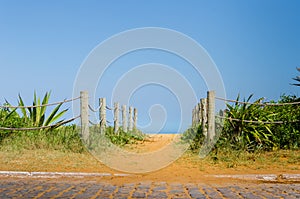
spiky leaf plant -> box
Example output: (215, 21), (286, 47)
(18, 91), (68, 129)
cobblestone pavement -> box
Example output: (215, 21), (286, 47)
(0, 178), (299, 199)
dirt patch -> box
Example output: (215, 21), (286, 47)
(0, 134), (299, 185)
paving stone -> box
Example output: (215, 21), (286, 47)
(149, 191), (168, 198)
(132, 191), (146, 198)
(0, 178), (300, 198)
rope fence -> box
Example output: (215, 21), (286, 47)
(192, 91), (300, 143)
(106, 106), (113, 110)
(88, 105), (100, 113)
(0, 96), (81, 131)
(215, 115), (300, 124)
(215, 96), (300, 106)
(0, 97), (80, 109)
(0, 91), (140, 144)
(0, 115), (80, 131)
(89, 120), (98, 126)
(82, 93), (138, 136)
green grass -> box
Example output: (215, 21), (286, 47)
(0, 125), (85, 153)
(0, 124), (147, 154)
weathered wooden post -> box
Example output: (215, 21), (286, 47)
(196, 106), (198, 125)
(122, 105), (127, 132)
(80, 91), (89, 143)
(197, 102), (202, 125)
(113, 102), (119, 134)
(128, 106), (133, 131)
(207, 90), (215, 143)
(192, 108), (195, 126)
(133, 108), (137, 131)
(200, 98), (207, 137)
(99, 98), (106, 134)
(195, 103), (200, 125)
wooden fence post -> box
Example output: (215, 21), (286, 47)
(192, 108), (195, 126)
(200, 98), (207, 137)
(133, 108), (137, 131)
(207, 90), (215, 143)
(80, 91), (89, 143)
(195, 103), (200, 125)
(128, 106), (133, 131)
(99, 98), (106, 134)
(122, 105), (127, 132)
(114, 102), (119, 134)
(197, 102), (202, 124)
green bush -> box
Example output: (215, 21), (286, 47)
(183, 94), (300, 153)
(104, 126), (145, 146)
(181, 124), (205, 151)
(267, 95), (300, 149)
(0, 102), (28, 142)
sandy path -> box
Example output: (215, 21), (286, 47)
(0, 134), (299, 184)
(125, 134), (178, 153)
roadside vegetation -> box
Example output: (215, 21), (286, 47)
(0, 69), (299, 170)
(0, 91), (144, 153)
(182, 68), (300, 165)
(183, 94), (300, 151)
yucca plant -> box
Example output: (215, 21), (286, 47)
(18, 91), (68, 129)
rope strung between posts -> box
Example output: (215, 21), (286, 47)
(88, 117), (112, 126)
(215, 96), (300, 106)
(88, 102), (113, 126)
(215, 115), (300, 124)
(88, 105), (100, 113)
(0, 97), (81, 109)
(0, 115), (81, 131)
(99, 118), (112, 124)
(106, 106), (112, 110)
(89, 120), (98, 125)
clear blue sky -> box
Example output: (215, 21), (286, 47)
(1, 1), (299, 133)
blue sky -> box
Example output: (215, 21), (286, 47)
(0, 1), (299, 133)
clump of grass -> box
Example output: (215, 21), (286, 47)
(180, 124), (205, 151)
(105, 127), (146, 146)
(87, 125), (146, 147)
(0, 125), (85, 153)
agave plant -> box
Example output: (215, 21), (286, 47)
(18, 91), (68, 128)
(225, 94), (276, 151)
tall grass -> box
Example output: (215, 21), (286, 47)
(0, 125), (85, 152)
(0, 124), (147, 153)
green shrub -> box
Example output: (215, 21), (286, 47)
(184, 94), (300, 153)
(0, 102), (28, 142)
(104, 126), (145, 146)
(181, 124), (205, 151)
(267, 95), (300, 149)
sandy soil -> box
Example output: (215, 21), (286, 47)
(0, 134), (299, 184)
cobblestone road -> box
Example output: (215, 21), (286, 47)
(0, 178), (299, 199)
